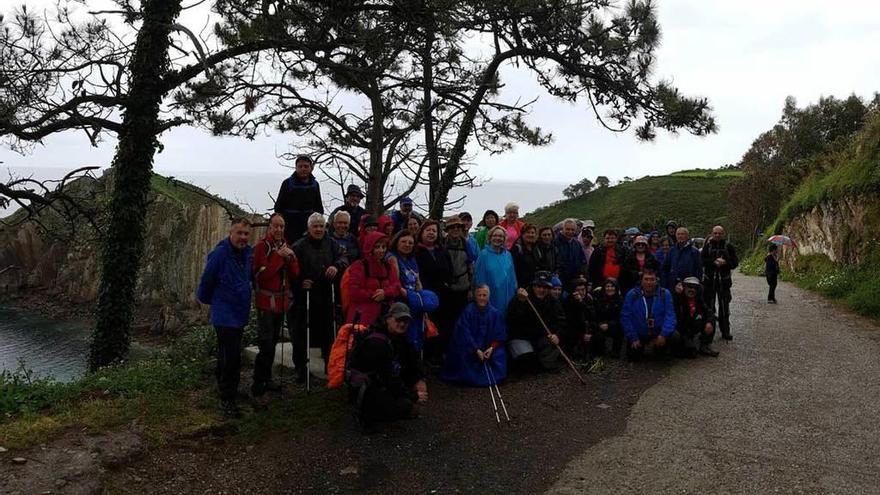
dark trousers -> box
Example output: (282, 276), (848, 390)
(252, 310), (283, 395)
(214, 326), (243, 402)
(704, 280), (732, 337)
(590, 324), (623, 358)
(676, 325), (714, 355)
(767, 274), (778, 302)
(626, 331), (681, 362)
(353, 384), (415, 426)
(291, 291), (331, 375)
(510, 336), (561, 372)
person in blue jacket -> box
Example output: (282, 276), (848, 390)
(440, 285), (508, 386)
(661, 226), (703, 289)
(196, 217), (254, 417)
(621, 269), (680, 361)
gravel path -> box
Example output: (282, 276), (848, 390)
(548, 273), (880, 494)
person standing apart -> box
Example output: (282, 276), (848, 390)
(701, 226), (738, 340)
(197, 218), (254, 417)
(765, 244), (780, 303)
(274, 155), (324, 244)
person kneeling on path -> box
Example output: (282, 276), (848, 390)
(196, 217), (253, 418)
(252, 213), (300, 401)
(348, 303), (428, 430)
(440, 285), (508, 386)
(506, 271), (565, 372)
(674, 277), (719, 358)
(621, 270), (679, 361)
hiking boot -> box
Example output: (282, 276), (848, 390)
(699, 344), (720, 357)
(220, 400), (243, 419)
(295, 370), (307, 384)
(252, 394), (270, 410)
(264, 380), (283, 392)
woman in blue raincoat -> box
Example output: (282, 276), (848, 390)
(474, 226), (518, 315)
(440, 285), (507, 386)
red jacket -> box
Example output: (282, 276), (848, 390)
(252, 233), (300, 313)
(346, 232), (402, 324)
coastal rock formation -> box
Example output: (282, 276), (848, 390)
(785, 194), (880, 265)
(0, 171), (261, 332)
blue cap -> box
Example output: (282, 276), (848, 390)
(551, 276), (562, 288)
(400, 197), (413, 205)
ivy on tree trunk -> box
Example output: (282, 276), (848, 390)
(89, 0), (183, 370)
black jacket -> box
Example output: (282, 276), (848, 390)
(292, 234), (348, 298)
(592, 284), (623, 336)
(674, 290), (716, 337)
(274, 174), (324, 243)
(415, 245), (454, 294)
(563, 293), (595, 340)
(588, 244), (629, 288)
(619, 252), (659, 294)
(701, 239), (739, 282)
(506, 291), (565, 342)
(511, 239), (542, 289)
(349, 319), (424, 396)
(330, 204), (366, 234)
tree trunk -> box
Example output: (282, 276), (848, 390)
(421, 8), (440, 219)
(89, 0), (182, 370)
(365, 88), (386, 215)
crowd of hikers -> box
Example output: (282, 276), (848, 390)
(197, 155), (742, 427)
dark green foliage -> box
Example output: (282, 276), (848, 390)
(563, 177), (595, 198)
(89, 0), (183, 370)
(525, 174), (736, 241)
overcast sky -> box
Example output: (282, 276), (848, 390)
(3, 0), (880, 186)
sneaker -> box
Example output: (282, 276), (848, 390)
(698, 344), (720, 357)
(220, 400), (243, 419)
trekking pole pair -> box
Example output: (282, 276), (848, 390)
(483, 361), (510, 424)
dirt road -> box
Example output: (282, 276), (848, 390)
(548, 273), (880, 494)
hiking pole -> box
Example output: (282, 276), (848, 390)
(483, 361), (501, 424)
(525, 298), (587, 385)
(485, 361), (510, 423)
(331, 284), (338, 340)
(305, 289), (311, 393)
(279, 264), (287, 399)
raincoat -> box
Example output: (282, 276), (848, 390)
(474, 246), (518, 315)
(440, 302), (508, 386)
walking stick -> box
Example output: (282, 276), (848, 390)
(525, 298), (587, 385)
(483, 362), (501, 424)
(279, 265), (287, 398)
(305, 289), (311, 392)
(331, 284), (338, 340)
(485, 361), (510, 422)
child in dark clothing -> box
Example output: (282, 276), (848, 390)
(765, 244), (780, 303)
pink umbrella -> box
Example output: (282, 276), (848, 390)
(767, 234), (796, 246)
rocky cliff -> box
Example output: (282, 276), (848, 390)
(784, 193), (880, 265)
(0, 171), (260, 332)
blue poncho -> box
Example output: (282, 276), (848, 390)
(474, 246), (517, 315)
(440, 302), (508, 386)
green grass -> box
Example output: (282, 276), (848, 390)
(524, 175), (737, 240)
(669, 169), (744, 178)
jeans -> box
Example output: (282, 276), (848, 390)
(704, 278), (733, 337)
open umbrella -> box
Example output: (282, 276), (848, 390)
(767, 234), (796, 246)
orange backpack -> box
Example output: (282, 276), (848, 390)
(327, 322), (370, 389)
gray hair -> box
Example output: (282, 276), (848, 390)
(488, 225), (507, 239)
(474, 284), (491, 294)
(504, 202), (519, 213)
(333, 210), (351, 222)
(563, 218), (578, 228)
(307, 212), (326, 226)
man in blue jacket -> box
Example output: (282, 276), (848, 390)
(621, 269), (679, 361)
(197, 217), (254, 417)
(554, 218), (588, 284)
(661, 227), (703, 289)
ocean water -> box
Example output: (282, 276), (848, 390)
(0, 305), (90, 382)
(1, 166), (567, 220)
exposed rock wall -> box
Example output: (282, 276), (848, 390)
(0, 174), (261, 331)
(785, 194), (880, 265)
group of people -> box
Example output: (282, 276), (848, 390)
(197, 156), (741, 426)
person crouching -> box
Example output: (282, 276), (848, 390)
(440, 285), (508, 386)
(347, 303), (428, 431)
(506, 271), (564, 372)
(621, 269), (680, 361)
(674, 277), (719, 358)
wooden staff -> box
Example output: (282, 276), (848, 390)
(525, 297), (587, 386)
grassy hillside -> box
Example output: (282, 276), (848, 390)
(524, 175), (737, 239)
